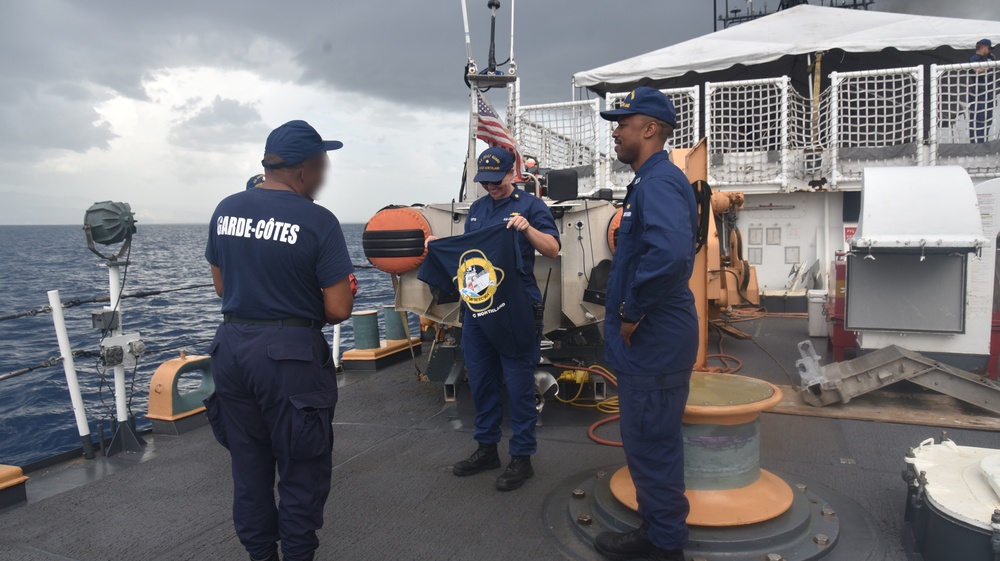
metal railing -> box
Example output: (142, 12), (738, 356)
(705, 77), (790, 188)
(515, 99), (603, 194)
(930, 60), (1000, 177)
(519, 62), (1000, 193)
(606, 86), (700, 190)
(830, 65), (924, 186)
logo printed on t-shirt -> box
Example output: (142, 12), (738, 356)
(455, 248), (505, 313)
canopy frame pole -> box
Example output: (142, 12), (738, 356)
(829, 71), (840, 189)
(929, 64), (938, 166)
(779, 77), (790, 192)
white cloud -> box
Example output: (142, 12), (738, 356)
(0, 67), (468, 225)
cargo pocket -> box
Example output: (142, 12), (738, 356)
(203, 392), (228, 450)
(267, 342), (316, 365)
(289, 389), (339, 461)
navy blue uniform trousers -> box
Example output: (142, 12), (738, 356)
(616, 371), (691, 550)
(461, 313), (540, 456)
(205, 323), (339, 561)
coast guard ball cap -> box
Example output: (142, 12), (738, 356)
(600, 86), (678, 128)
(473, 146), (515, 184)
(978, 38), (993, 48)
(262, 120), (342, 169)
(245, 174), (265, 190)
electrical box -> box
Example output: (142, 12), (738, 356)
(92, 310), (120, 331)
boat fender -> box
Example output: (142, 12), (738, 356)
(363, 206), (432, 274)
(607, 207), (623, 253)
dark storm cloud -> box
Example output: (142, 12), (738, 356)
(0, 1), (713, 149)
(290, 2), (715, 106)
(0, 0), (993, 161)
(170, 96), (269, 150)
(0, 82), (115, 154)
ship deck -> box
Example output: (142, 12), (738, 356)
(1, 316), (997, 561)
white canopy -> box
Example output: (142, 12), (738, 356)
(573, 5), (1000, 91)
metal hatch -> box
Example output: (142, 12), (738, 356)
(846, 167), (987, 333)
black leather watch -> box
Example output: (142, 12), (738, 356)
(618, 303), (638, 324)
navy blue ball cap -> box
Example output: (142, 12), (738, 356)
(978, 38), (993, 48)
(245, 174), (265, 190)
(473, 146), (515, 183)
(262, 120), (342, 169)
(600, 87), (678, 128)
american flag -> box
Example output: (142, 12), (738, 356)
(475, 90), (524, 178)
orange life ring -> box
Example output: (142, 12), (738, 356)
(607, 207), (623, 253)
(363, 207), (432, 274)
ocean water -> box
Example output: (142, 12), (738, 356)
(0, 223), (402, 467)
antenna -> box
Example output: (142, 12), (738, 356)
(541, 268), (553, 308)
(461, 0), (475, 71)
(509, 0), (516, 65)
(487, 0), (500, 72)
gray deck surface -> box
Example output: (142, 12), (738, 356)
(1, 317), (997, 561)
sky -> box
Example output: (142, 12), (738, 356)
(0, 0), (996, 225)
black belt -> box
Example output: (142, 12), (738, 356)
(223, 314), (324, 329)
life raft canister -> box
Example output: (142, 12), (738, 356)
(607, 207), (623, 254)
(363, 206), (432, 274)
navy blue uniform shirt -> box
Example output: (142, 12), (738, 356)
(465, 188), (560, 304)
(604, 151), (699, 376)
(971, 53), (996, 94)
(205, 188), (354, 323)
(419, 224), (535, 357)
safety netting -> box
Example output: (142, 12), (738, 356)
(831, 66), (924, 182)
(604, 86), (700, 189)
(516, 99), (602, 182)
(932, 60), (1000, 177)
(705, 77), (791, 188)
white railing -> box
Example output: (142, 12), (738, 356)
(930, 60), (1000, 177)
(519, 63), (998, 194)
(516, 99), (602, 193)
(705, 77), (790, 188)
(605, 86), (701, 150)
(830, 66), (924, 186)
(605, 87), (700, 190)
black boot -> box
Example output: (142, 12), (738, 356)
(452, 442), (501, 476)
(594, 522), (652, 561)
(495, 455), (534, 491)
(648, 547), (684, 561)
(249, 551), (279, 561)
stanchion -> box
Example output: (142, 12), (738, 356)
(332, 323), (343, 372)
(47, 290), (94, 460)
(104, 262), (145, 456)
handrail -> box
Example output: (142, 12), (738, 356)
(0, 283), (214, 322)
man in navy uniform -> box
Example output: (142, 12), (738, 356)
(429, 146), (559, 490)
(970, 39), (996, 144)
(205, 120), (355, 561)
(595, 88), (699, 561)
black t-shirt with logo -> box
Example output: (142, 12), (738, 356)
(419, 224), (535, 356)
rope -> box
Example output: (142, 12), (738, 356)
(145, 339), (214, 355)
(0, 337), (215, 382)
(0, 283), (214, 322)
(391, 274), (427, 382)
(0, 262), (379, 322)
(0, 349), (99, 382)
(712, 315), (798, 385)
